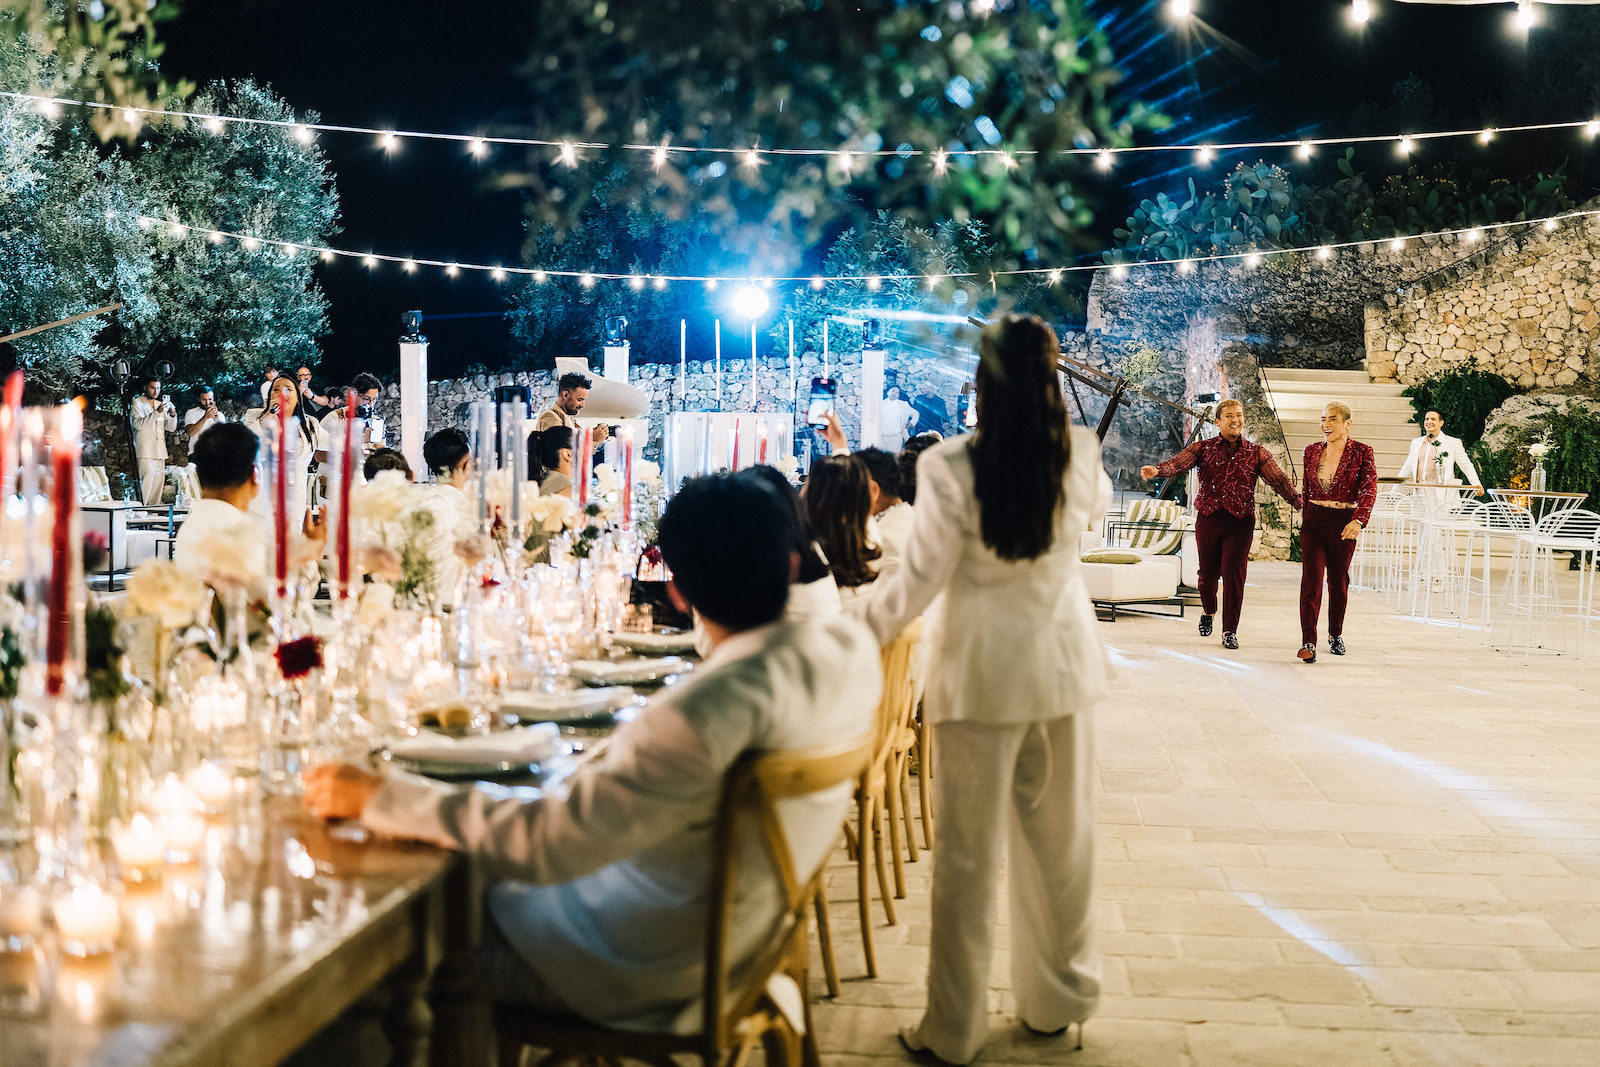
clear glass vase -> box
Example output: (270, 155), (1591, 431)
(1530, 462), (1547, 493)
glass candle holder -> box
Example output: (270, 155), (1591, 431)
(110, 814), (166, 884)
(52, 884), (119, 957)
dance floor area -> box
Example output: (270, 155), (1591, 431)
(809, 562), (1600, 1066)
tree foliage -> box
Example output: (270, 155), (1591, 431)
(0, 27), (338, 395)
(507, 0), (1160, 273)
(1110, 152), (1576, 262)
(1401, 368), (1516, 447)
(0, 1), (189, 131)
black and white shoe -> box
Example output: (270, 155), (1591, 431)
(1222, 632), (1239, 650)
(1297, 643), (1317, 663)
(1329, 636), (1346, 656)
(1198, 614), (1214, 637)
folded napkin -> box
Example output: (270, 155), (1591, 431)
(612, 630), (697, 654)
(499, 687), (632, 718)
(571, 656), (689, 682)
(392, 723), (562, 766)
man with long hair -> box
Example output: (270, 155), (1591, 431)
(1139, 398), (1301, 649)
(863, 315), (1112, 1064)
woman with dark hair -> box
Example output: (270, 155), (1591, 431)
(740, 465), (837, 613)
(898, 433), (941, 505)
(863, 315), (1111, 1064)
(536, 426), (575, 498)
(245, 375), (325, 530)
(422, 428), (471, 487)
(800, 455), (881, 604)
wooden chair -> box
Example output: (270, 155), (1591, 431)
(494, 734), (874, 1067)
(813, 624), (921, 987)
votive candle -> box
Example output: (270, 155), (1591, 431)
(111, 815), (167, 878)
(53, 886), (119, 957)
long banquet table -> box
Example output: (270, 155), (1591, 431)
(1, 796), (487, 1067)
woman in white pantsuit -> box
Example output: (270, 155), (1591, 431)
(863, 315), (1112, 1065)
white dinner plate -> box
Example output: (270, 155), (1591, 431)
(568, 657), (693, 687)
(499, 686), (640, 725)
(611, 629), (698, 656)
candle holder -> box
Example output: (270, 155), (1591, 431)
(109, 813), (166, 884)
(0, 852), (42, 953)
(52, 881), (119, 958)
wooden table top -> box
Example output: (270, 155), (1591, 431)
(0, 796), (455, 1067)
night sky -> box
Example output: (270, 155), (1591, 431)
(155, 0), (1598, 385)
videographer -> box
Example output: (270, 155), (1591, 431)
(131, 376), (179, 504)
(316, 373), (386, 462)
(296, 365), (333, 419)
(184, 384), (227, 443)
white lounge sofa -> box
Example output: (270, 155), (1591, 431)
(1079, 498), (1195, 620)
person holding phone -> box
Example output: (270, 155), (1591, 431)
(245, 375), (324, 532)
(184, 385), (227, 443)
(131, 376), (178, 504)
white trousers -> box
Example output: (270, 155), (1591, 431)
(913, 714), (1099, 1064)
(137, 457), (166, 504)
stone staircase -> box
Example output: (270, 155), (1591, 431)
(1259, 368), (1417, 479)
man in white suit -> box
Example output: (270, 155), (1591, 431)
(1398, 410), (1480, 486)
(130, 376), (177, 503)
(304, 472), (880, 1033)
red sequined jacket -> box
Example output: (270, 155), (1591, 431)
(1154, 436), (1301, 519)
(1301, 439), (1379, 528)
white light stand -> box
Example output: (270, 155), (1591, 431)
(398, 328), (429, 478)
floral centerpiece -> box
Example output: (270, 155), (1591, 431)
(1527, 431), (1553, 492)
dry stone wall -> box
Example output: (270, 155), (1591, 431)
(1364, 214), (1600, 389)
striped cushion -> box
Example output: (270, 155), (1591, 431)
(78, 466), (112, 502)
(1123, 499), (1184, 555)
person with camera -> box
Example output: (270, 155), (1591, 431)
(296, 366), (334, 419)
(316, 373), (386, 460)
(183, 385), (227, 444)
(131, 375), (179, 504)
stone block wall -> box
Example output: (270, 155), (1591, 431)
(1363, 214), (1600, 389)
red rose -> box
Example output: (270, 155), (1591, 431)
(274, 635), (323, 680)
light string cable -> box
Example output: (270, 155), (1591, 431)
(125, 206), (1600, 287)
(5, 88), (1599, 168)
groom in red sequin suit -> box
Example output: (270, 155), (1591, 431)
(1141, 399), (1301, 650)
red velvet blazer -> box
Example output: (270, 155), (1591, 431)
(1301, 439), (1379, 528)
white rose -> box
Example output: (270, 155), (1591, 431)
(125, 558), (210, 629)
(482, 467), (540, 518)
(527, 493), (577, 533)
(594, 464), (621, 495)
(357, 581), (395, 628)
(354, 469), (413, 525)
(776, 454), (800, 482)
(635, 460), (661, 488)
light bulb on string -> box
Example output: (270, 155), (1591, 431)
(836, 150), (854, 175)
(579, 272), (596, 288)
(1096, 149), (1113, 171)
(629, 274), (646, 291)
(1397, 136), (1413, 156)
(167, 222), (185, 239)
(1351, 0), (1370, 26)
(204, 116), (225, 135)
(292, 125), (314, 145)
(468, 138), (487, 158)
(285, 244), (300, 257)
(379, 131), (397, 152)
(730, 285), (770, 320)
(742, 147), (762, 170)
(810, 276), (825, 290)
(1047, 269), (1063, 285)
(558, 142), (577, 167)
(653, 276), (668, 291)
(1296, 141), (1314, 160)
(363, 254), (377, 267)
(121, 107), (139, 127)
(1586, 120), (1599, 137)
(1244, 253), (1262, 268)
(243, 237), (261, 252)
(1515, 1), (1536, 31)
(1316, 245), (1333, 260)
(1478, 128), (1495, 145)
(446, 263), (459, 277)
(37, 97), (60, 119)
(320, 249), (334, 262)
(705, 278), (718, 292)
(1389, 237), (1406, 252)
(1176, 259), (1196, 275)
(1110, 264), (1129, 280)
(652, 143), (669, 171)
(999, 151), (1017, 170)
(1543, 217), (1558, 231)
(1196, 145), (1214, 165)
(1465, 228), (1483, 243)
(931, 149), (948, 176)
(925, 275), (939, 290)
(866, 275), (883, 291)
(207, 230), (224, 245)
(532, 269), (548, 283)
(402, 259), (417, 273)
(491, 266), (506, 281)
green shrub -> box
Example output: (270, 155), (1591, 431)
(1401, 369), (1516, 447)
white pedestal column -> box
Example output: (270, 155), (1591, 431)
(399, 338), (428, 478)
(861, 346), (885, 452)
(603, 342), (630, 384)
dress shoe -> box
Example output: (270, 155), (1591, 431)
(1329, 635), (1346, 655)
(898, 1027), (965, 1065)
(1198, 614), (1214, 637)
(1022, 1020), (1086, 1051)
(1222, 632), (1239, 650)
(1297, 643), (1316, 663)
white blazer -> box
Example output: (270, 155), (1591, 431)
(1398, 432), (1480, 487)
(129, 395), (177, 462)
(862, 426), (1113, 724)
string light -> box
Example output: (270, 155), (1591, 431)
(292, 124), (314, 145)
(1351, 0), (1371, 25)
(1296, 141), (1313, 160)
(1478, 128), (1495, 144)
(1398, 136), (1414, 156)
(7, 89), (1598, 174)
(1516, 1), (1536, 31)
(1096, 149), (1113, 171)
(742, 147), (761, 170)
(37, 97), (60, 119)
(999, 151), (1017, 170)
(118, 207), (1597, 289)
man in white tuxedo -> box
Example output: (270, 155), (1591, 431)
(1398, 410), (1480, 487)
(304, 472), (880, 1033)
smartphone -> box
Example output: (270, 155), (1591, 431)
(958, 391), (978, 429)
(806, 377), (838, 427)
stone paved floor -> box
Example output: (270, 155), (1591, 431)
(808, 561), (1600, 1066)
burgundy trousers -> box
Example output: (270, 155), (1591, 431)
(1300, 502), (1358, 645)
(1194, 509), (1255, 633)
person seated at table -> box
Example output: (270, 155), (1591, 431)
(175, 422), (325, 596)
(363, 447), (413, 483)
(801, 454), (880, 613)
(422, 429), (470, 495)
(534, 425), (575, 498)
(855, 447), (913, 580)
(742, 465), (841, 622)
(304, 473), (881, 1033)
(1397, 409), (1480, 488)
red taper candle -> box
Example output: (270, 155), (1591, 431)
(45, 404), (81, 697)
(274, 403), (289, 598)
(336, 389), (356, 597)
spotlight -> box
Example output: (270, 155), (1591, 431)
(1351, 0), (1370, 26)
(604, 316), (629, 344)
(730, 284), (770, 320)
(1515, 1), (1536, 31)
(1168, 0), (1193, 20)
(401, 310), (423, 337)
(862, 318), (884, 348)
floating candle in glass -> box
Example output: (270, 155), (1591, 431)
(110, 815), (167, 881)
(53, 886), (119, 957)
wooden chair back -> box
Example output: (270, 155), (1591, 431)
(701, 733), (875, 1057)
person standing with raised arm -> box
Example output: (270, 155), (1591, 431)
(1139, 398), (1301, 650)
(1297, 401), (1379, 663)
